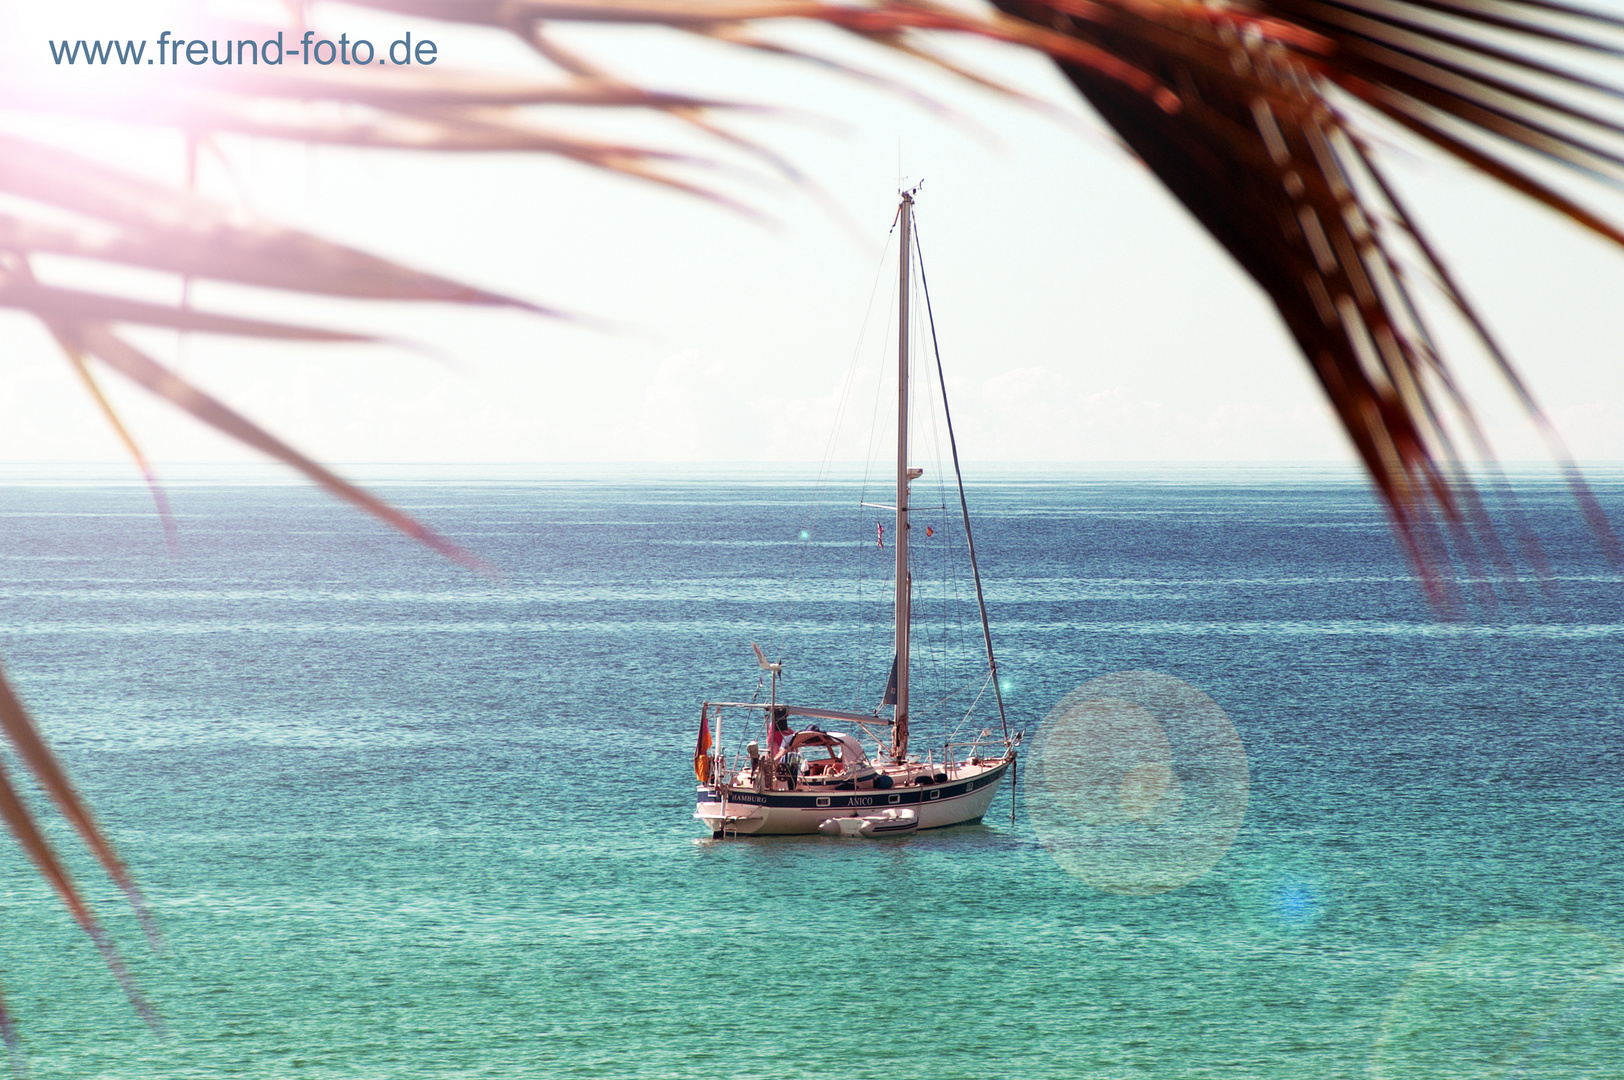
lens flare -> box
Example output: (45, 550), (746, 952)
(1372, 922), (1624, 1079)
(1269, 880), (1322, 925)
(1027, 671), (1248, 895)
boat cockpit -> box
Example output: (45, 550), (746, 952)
(782, 730), (877, 786)
(730, 727), (896, 792)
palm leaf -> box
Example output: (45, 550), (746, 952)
(5, 0), (1622, 1047)
(973, 0), (1623, 598)
(0, 668), (161, 1032)
(0, 138), (557, 311)
(67, 323), (492, 573)
(320, 1), (1622, 585)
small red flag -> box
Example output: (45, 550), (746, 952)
(877, 523), (885, 548)
(694, 709), (713, 783)
(926, 525), (934, 537)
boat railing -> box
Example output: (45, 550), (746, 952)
(704, 700), (1009, 788)
(944, 735), (1014, 770)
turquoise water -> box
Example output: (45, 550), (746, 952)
(0, 467), (1619, 1077)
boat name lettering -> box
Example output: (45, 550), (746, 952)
(848, 796), (874, 807)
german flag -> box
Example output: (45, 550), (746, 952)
(694, 708), (712, 784)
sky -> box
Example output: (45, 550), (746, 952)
(4, 0), (1624, 468)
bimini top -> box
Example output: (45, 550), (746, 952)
(785, 730), (869, 766)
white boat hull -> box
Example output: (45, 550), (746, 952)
(696, 759), (1010, 837)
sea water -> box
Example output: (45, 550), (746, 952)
(0, 464), (1619, 1078)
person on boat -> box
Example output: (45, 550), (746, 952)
(767, 705), (793, 758)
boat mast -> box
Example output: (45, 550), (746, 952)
(892, 190), (914, 763)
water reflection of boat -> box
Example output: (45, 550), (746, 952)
(693, 188), (1016, 839)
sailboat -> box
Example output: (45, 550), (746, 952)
(693, 188), (1016, 838)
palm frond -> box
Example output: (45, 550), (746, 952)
(972, 0), (1623, 599)
(313, 0), (1622, 589)
(0, 985), (19, 1076)
(5, 0), (1623, 1045)
(66, 323), (492, 572)
(0, 139), (558, 310)
(0, 668), (161, 1031)
(52, 324), (183, 553)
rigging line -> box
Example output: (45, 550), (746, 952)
(913, 218), (1010, 746)
(859, 267), (897, 518)
(949, 672), (994, 742)
(770, 224), (900, 666)
(920, 318), (947, 645)
(811, 223), (899, 529)
(912, 238), (950, 705)
(911, 218), (953, 715)
(861, 205), (907, 509)
(852, 231), (906, 708)
(929, 308), (968, 703)
(925, 672), (981, 715)
(911, 219), (958, 726)
(906, 225), (931, 706)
